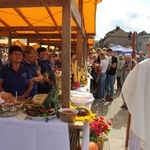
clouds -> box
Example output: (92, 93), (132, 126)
(95, 0), (150, 40)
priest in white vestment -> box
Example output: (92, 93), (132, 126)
(122, 43), (150, 150)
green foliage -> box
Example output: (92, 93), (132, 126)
(49, 70), (57, 87)
(42, 88), (60, 111)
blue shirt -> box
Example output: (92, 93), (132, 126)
(0, 63), (32, 97)
(22, 60), (38, 96)
(38, 57), (52, 74)
(38, 57), (52, 90)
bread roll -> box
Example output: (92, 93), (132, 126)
(76, 108), (90, 116)
(1, 92), (15, 102)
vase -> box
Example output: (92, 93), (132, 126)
(97, 134), (104, 150)
(97, 142), (104, 150)
(72, 82), (81, 89)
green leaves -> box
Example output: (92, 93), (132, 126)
(42, 88), (60, 111)
(43, 113), (49, 122)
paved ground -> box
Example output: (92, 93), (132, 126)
(91, 89), (129, 150)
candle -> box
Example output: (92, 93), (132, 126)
(15, 91), (17, 102)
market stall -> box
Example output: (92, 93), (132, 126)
(0, 71), (94, 150)
(0, 0), (101, 149)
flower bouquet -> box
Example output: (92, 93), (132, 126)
(71, 61), (85, 89)
(89, 116), (112, 149)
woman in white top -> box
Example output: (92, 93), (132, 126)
(95, 52), (108, 101)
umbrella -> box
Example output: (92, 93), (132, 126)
(110, 45), (127, 52)
(121, 48), (137, 54)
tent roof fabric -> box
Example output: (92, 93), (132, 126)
(0, 0), (102, 48)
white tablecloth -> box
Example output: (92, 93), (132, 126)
(122, 58), (150, 150)
(73, 77), (94, 150)
(0, 116), (70, 150)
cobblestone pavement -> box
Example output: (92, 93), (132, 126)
(91, 90), (129, 150)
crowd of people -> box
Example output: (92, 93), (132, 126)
(0, 45), (62, 100)
(0, 45), (147, 107)
(87, 47), (147, 109)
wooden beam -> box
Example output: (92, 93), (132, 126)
(71, 0), (85, 37)
(10, 33), (61, 39)
(13, 8), (40, 35)
(0, 18), (10, 27)
(76, 0), (83, 67)
(83, 37), (88, 63)
(28, 39), (75, 44)
(0, 0), (63, 8)
(61, 0), (71, 108)
(0, 18), (18, 36)
(71, 0), (81, 28)
(0, 26), (79, 32)
(29, 39), (93, 45)
(3, 33), (95, 39)
(76, 28), (83, 67)
(45, 7), (62, 37)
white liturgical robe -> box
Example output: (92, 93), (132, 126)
(122, 58), (150, 150)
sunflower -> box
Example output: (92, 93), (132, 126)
(70, 105), (95, 123)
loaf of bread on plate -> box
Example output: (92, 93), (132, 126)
(1, 92), (15, 102)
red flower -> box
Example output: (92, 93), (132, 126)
(102, 124), (108, 132)
(107, 120), (112, 126)
(89, 116), (112, 143)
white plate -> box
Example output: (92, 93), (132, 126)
(70, 90), (93, 97)
(71, 98), (94, 107)
(29, 115), (56, 121)
(0, 111), (18, 117)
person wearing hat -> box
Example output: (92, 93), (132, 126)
(0, 45), (33, 100)
(37, 47), (53, 94)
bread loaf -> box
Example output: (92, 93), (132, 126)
(1, 92), (15, 102)
(76, 107), (90, 116)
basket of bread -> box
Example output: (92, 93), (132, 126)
(0, 102), (23, 117)
(0, 92), (23, 117)
(0, 92), (22, 117)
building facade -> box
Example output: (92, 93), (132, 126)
(98, 26), (133, 48)
(97, 26), (149, 55)
(137, 32), (150, 55)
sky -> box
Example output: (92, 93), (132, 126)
(95, 0), (150, 40)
